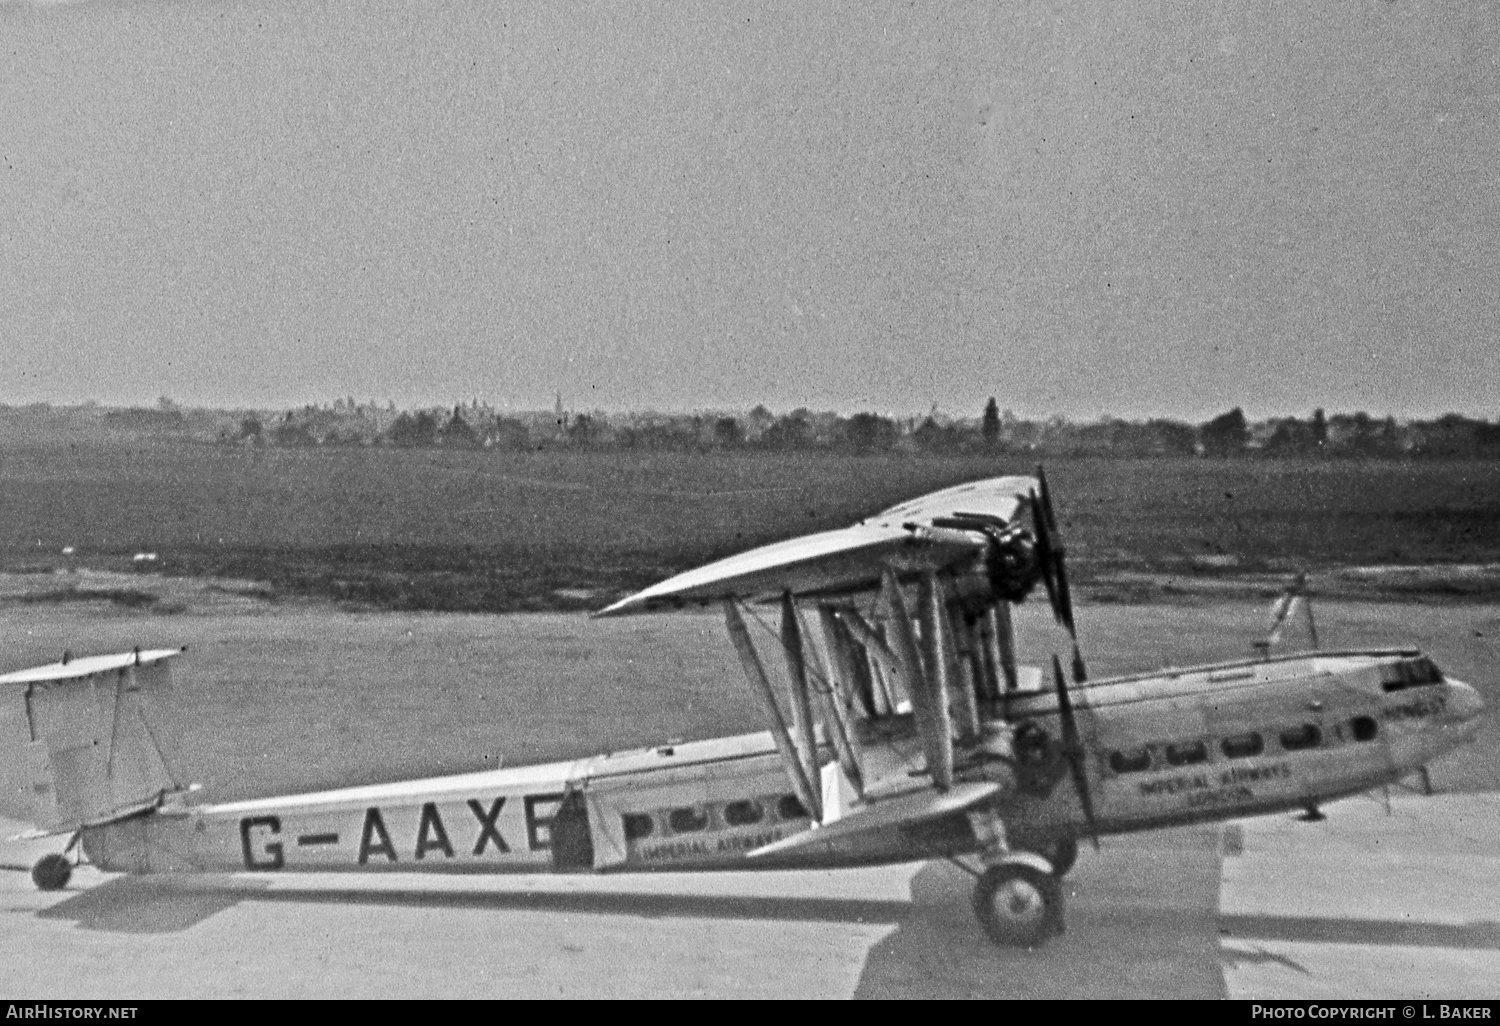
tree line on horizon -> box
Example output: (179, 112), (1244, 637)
(220, 398), (1500, 459)
(4, 397), (1497, 458)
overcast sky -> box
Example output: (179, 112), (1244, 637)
(3, 1), (1497, 420)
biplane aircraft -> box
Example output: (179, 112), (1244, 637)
(0, 472), (1485, 946)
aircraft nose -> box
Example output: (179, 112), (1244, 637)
(1447, 679), (1486, 724)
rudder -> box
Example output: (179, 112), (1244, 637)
(0, 648), (187, 835)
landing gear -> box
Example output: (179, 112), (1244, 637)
(31, 854), (72, 891)
(972, 862), (1064, 948)
(965, 809), (1067, 946)
(1046, 837), (1078, 877)
(1010, 835), (1079, 876)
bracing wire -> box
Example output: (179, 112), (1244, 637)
(739, 592), (925, 767)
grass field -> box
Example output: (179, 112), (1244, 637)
(3, 441), (1500, 611)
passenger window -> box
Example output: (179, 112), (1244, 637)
(723, 800), (764, 827)
(667, 807), (708, 833)
(1221, 733), (1264, 759)
(1350, 716), (1379, 742)
(776, 795), (808, 821)
(1108, 749), (1152, 774)
(622, 814), (654, 841)
(1166, 741), (1208, 767)
(1279, 724), (1322, 751)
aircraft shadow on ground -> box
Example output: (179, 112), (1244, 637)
(243, 886), (912, 929)
(36, 873), (911, 936)
(851, 853), (1233, 1000)
(1221, 913), (1500, 951)
(38, 835), (1492, 997)
(36, 826), (1234, 1001)
(851, 828), (1247, 1000)
(37, 876), (271, 935)
(850, 829), (1500, 999)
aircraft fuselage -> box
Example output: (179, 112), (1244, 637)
(79, 649), (1484, 878)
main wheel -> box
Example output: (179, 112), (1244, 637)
(972, 863), (1062, 947)
(31, 854), (72, 892)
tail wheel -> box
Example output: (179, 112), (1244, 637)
(31, 854), (72, 892)
(972, 863), (1063, 947)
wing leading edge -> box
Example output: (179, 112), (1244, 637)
(597, 475), (1037, 616)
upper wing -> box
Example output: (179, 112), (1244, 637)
(597, 475), (1037, 616)
(864, 474), (1036, 529)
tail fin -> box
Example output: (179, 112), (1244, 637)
(0, 647), (187, 835)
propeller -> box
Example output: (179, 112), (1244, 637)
(1051, 653), (1101, 850)
(1030, 465), (1088, 682)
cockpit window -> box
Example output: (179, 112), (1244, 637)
(1278, 724), (1322, 751)
(1221, 732), (1264, 759)
(1350, 716), (1379, 742)
(1108, 749), (1152, 774)
(1381, 657), (1444, 692)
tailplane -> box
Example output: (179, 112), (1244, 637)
(0, 647), (188, 837)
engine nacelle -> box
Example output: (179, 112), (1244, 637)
(935, 519), (1043, 613)
(984, 527), (1042, 603)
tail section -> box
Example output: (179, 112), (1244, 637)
(0, 647), (187, 836)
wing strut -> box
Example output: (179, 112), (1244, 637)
(866, 657), (897, 715)
(829, 609), (887, 716)
(935, 589), (980, 741)
(916, 576), (959, 778)
(883, 571), (954, 791)
(954, 612), (993, 706)
(779, 591), (823, 812)
(836, 608), (904, 709)
(801, 605), (865, 796)
(723, 600), (823, 823)
(988, 604), (1019, 693)
(819, 606), (869, 715)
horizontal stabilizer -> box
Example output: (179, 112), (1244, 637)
(746, 781), (1002, 860)
(598, 476), (1036, 615)
(8, 796), (162, 840)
